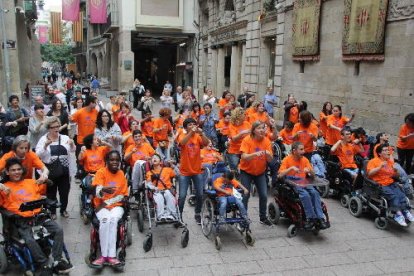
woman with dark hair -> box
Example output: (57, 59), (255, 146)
(239, 121), (273, 226)
(5, 95), (30, 137)
(29, 103), (49, 149)
(140, 110), (154, 146)
(319, 102), (332, 139)
(153, 108), (173, 148)
(283, 95), (299, 126)
(190, 102), (204, 123)
(47, 99), (69, 136)
(325, 105), (355, 146)
(292, 111), (319, 160)
(117, 102), (135, 133)
(396, 113), (414, 174)
(78, 134), (112, 175)
(200, 102), (218, 147)
(95, 109), (122, 153)
(218, 90), (232, 119)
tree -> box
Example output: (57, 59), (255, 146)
(40, 43), (75, 67)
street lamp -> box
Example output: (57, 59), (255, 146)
(0, 2), (11, 100)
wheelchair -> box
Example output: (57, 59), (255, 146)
(85, 200), (132, 272)
(0, 198), (71, 275)
(267, 176), (330, 238)
(348, 162), (412, 230)
(200, 173), (254, 250)
(78, 173), (95, 224)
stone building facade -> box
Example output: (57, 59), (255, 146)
(197, 0), (414, 137)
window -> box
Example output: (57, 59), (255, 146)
(225, 0), (235, 11)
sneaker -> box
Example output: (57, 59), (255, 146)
(260, 218), (273, 226)
(303, 219), (314, 230)
(39, 265), (53, 276)
(194, 214), (201, 225)
(403, 210), (414, 222)
(60, 211), (70, 218)
(107, 257), (121, 266)
(91, 256), (106, 268)
(318, 219), (329, 230)
(394, 214), (408, 227)
(53, 259), (73, 274)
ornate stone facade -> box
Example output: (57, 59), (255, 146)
(387, 0), (414, 21)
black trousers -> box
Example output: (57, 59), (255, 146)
(133, 93), (141, 109)
(47, 173), (71, 214)
(397, 148), (414, 175)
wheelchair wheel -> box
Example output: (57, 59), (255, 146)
(374, 217), (388, 230)
(137, 209), (144, 233)
(268, 202), (280, 224)
(340, 194), (350, 208)
(245, 231), (255, 246)
(181, 229), (190, 248)
(316, 183), (330, 198)
(287, 224), (297, 238)
(126, 218), (133, 246)
(201, 197), (215, 237)
(143, 233), (153, 252)
(0, 246), (8, 273)
(188, 195), (196, 206)
(214, 236), (222, 250)
(349, 196), (363, 217)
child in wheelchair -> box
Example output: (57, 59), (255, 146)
(145, 154), (177, 221)
(213, 170), (250, 224)
(367, 144), (414, 227)
(0, 158), (73, 275)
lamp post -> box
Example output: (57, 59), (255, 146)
(0, 1), (11, 100)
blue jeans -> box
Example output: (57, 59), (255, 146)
(226, 153), (240, 172)
(217, 196), (247, 218)
(178, 174), (204, 214)
(381, 183), (409, 210)
(240, 170), (267, 220)
(202, 163), (213, 189)
(295, 186), (324, 219)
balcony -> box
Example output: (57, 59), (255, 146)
(102, 1), (119, 35)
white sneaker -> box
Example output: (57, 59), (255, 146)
(394, 214), (408, 227)
(403, 210), (414, 222)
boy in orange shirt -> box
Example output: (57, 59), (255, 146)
(216, 111), (231, 152)
(279, 142), (329, 230)
(140, 110), (155, 147)
(152, 108), (173, 148)
(367, 144), (414, 226)
(124, 130), (155, 167)
(201, 142), (224, 187)
(213, 171), (249, 224)
(279, 121), (294, 149)
(331, 128), (364, 184)
(292, 111), (318, 159)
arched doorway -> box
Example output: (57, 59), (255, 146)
(90, 53), (98, 77)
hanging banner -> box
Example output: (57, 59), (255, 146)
(38, 25), (49, 44)
(72, 11), (84, 42)
(50, 12), (62, 44)
(62, 0), (80, 21)
(89, 0), (107, 24)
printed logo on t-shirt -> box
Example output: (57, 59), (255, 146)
(187, 143), (200, 158)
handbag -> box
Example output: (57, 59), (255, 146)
(46, 136), (69, 179)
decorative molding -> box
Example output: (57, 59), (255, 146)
(387, 0), (414, 21)
(210, 20), (248, 36)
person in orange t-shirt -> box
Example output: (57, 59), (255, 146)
(216, 111), (231, 152)
(0, 158), (72, 272)
(78, 134), (111, 173)
(145, 154), (177, 221)
(367, 144), (414, 226)
(213, 171), (249, 223)
(325, 105), (354, 146)
(177, 118), (209, 224)
(190, 102), (204, 122)
(292, 111), (318, 158)
(124, 130), (155, 167)
(122, 120), (140, 153)
(278, 142), (329, 230)
(91, 151), (128, 267)
(248, 102), (271, 125)
(239, 121), (273, 225)
(396, 113), (414, 174)
(0, 135), (48, 181)
(201, 142), (223, 187)
(140, 110), (155, 146)
(218, 91), (232, 119)
(279, 121), (294, 146)
(227, 107), (251, 171)
(319, 102), (332, 139)
(152, 108), (173, 148)
(331, 128), (363, 184)
(111, 95), (123, 123)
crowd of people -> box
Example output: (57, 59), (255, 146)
(0, 75), (413, 275)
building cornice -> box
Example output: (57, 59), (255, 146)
(210, 20), (248, 36)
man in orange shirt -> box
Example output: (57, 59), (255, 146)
(331, 128), (364, 184)
(279, 142), (329, 230)
(0, 158), (73, 275)
(124, 130), (155, 167)
(292, 111), (318, 159)
(201, 142), (223, 187)
(177, 118), (209, 224)
(325, 105), (355, 146)
(367, 144), (414, 226)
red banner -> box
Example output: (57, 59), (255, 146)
(38, 25), (48, 44)
(62, 0), (80, 21)
(89, 0), (107, 24)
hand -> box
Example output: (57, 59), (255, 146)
(381, 161), (387, 168)
(45, 138), (53, 147)
(102, 187), (115, 194)
(291, 166), (300, 173)
(256, 151), (265, 157)
(80, 146), (86, 153)
(132, 147), (137, 153)
(36, 175), (48, 184)
(67, 139), (75, 147)
(304, 168), (311, 173)
(242, 189), (249, 195)
(0, 183), (10, 195)
(353, 139), (361, 145)
(241, 130), (250, 135)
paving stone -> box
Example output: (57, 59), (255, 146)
(374, 258), (414, 274)
(303, 252), (355, 268)
(258, 257), (309, 272)
(330, 262), (384, 276)
(210, 261), (264, 276)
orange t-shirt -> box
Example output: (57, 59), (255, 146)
(201, 148), (222, 164)
(332, 142), (360, 169)
(112, 104), (121, 122)
(122, 131), (134, 153)
(319, 112), (329, 138)
(0, 179), (45, 217)
(174, 115), (186, 131)
(396, 124), (414, 149)
(279, 154), (313, 179)
(141, 119), (154, 138)
(177, 131), (204, 176)
(367, 157), (395, 186)
(146, 167), (175, 190)
(0, 151), (44, 179)
(228, 121), (251, 154)
(125, 143), (155, 167)
(153, 118), (172, 142)
(239, 136), (273, 176)
(279, 128), (294, 145)
(92, 167), (128, 210)
(326, 115), (349, 145)
(215, 120), (230, 136)
(191, 110), (204, 121)
(79, 146), (109, 173)
(71, 107), (98, 144)
(289, 106), (299, 124)
(213, 177), (240, 197)
(218, 98), (231, 119)
(292, 123), (319, 153)
(248, 111), (269, 125)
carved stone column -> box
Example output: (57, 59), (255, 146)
(230, 42), (240, 94)
(216, 45), (225, 95)
(210, 46), (218, 94)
